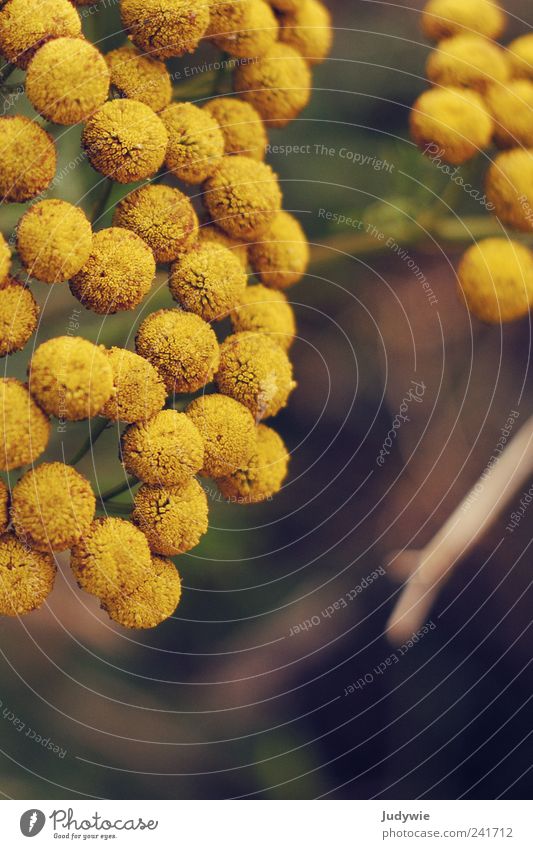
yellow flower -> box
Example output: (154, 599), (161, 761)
(70, 227), (155, 314)
(136, 308), (220, 394)
(0, 278), (39, 357)
(0, 379), (50, 471)
(0, 233), (11, 284)
(0, 116), (56, 203)
(106, 43), (171, 112)
(28, 336), (114, 420)
(71, 517), (153, 598)
(485, 149), (533, 232)
(234, 42), (312, 127)
(25, 37), (110, 125)
(248, 210), (309, 288)
(101, 555), (182, 629)
(457, 238), (533, 323)
(208, 0), (278, 59)
(11, 462), (95, 552)
(100, 347), (167, 423)
(169, 242), (247, 322)
(17, 199), (93, 284)
(216, 423), (289, 503)
(508, 34), (533, 81)
(0, 0), (81, 69)
(204, 155), (282, 239)
(410, 86), (493, 165)
(231, 284), (296, 350)
(216, 331), (296, 419)
(484, 81), (533, 148)
(426, 34), (510, 92)
(132, 479), (209, 556)
(421, 0), (506, 42)
(199, 222), (249, 267)
(203, 97), (267, 160)
(120, 0), (210, 60)
(160, 102), (225, 185)
(113, 184), (198, 264)
(121, 409), (204, 486)
(186, 393), (257, 477)
(0, 481), (8, 534)
(0, 533), (56, 616)
(279, 0), (333, 66)
(82, 99), (168, 183)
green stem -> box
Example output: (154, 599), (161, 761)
(68, 418), (109, 466)
(98, 476), (138, 503)
(90, 179), (113, 226)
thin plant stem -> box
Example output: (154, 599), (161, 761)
(98, 476), (138, 503)
(68, 418), (109, 466)
(386, 414), (533, 645)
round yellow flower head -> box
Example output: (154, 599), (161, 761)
(421, 0), (506, 42)
(0, 233), (11, 285)
(29, 336), (114, 420)
(121, 409), (204, 486)
(160, 102), (225, 185)
(231, 284), (296, 350)
(0, 116), (56, 202)
(120, 0), (210, 60)
(0, 278), (39, 357)
(217, 422), (289, 503)
(101, 555), (182, 629)
(113, 184), (199, 264)
(71, 517), (152, 599)
(208, 0), (279, 59)
(82, 99), (168, 184)
(199, 222), (249, 267)
(106, 44), (172, 112)
(279, 0), (333, 66)
(204, 156), (282, 240)
(169, 242), (247, 322)
(186, 393), (257, 477)
(136, 309), (220, 394)
(26, 38), (110, 125)
(100, 347), (166, 423)
(486, 149), (533, 232)
(0, 481), (8, 534)
(410, 86), (493, 165)
(0, 0), (81, 69)
(11, 462), (96, 552)
(248, 210), (309, 288)
(426, 34), (510, 92)
(457, 238), (533, 323)
(203, 97), (267, 160)
(70, 227), (155, 314)
(234, 42), (312, 127)
(17, 199), (93, 284)
(0, 379), (50, 471)
(132, 479), (208, 556)
(484, 81), (533, 148)
(216, 331), (296, 419)
(508, 35), (533, 81)
(0, 533), (56, 616)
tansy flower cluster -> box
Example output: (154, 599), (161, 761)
(411, 0), (533, 324)
(0, 0), (332, 629)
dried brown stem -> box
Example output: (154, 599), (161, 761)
(386, 413), (533, 645)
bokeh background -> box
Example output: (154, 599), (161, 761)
(1, 0), (533, 800)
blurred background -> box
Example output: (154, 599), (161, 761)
(1, 0), (533, 800)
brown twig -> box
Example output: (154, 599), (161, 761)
(386, 413), (533, 645)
